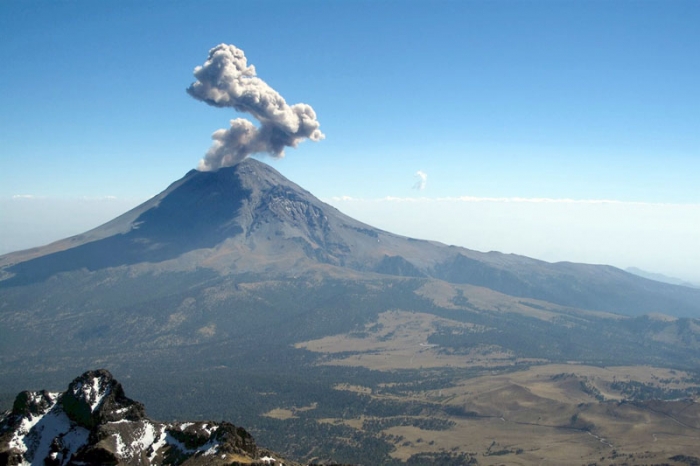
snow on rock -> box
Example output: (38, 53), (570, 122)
(2, 390), (90, 466)
(67, 372), (112, 414)
(114, 432), (127, 457)
(0, 369), (276, 466)
(59, 369), (146, 429)
(147, 426), (169, 463)
(131, 420), (157, 452)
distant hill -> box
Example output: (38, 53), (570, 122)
(626, 266), (699, 288)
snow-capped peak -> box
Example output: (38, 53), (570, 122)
(0, 369), (287, 465)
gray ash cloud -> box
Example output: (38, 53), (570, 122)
(188, 44), (324, 171)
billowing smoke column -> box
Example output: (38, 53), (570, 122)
(187, 44), (325, 171)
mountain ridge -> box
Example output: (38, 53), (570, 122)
(2, 158), (699, 317)
(0, 369), (291, 466)
(626, 266), (700, 289)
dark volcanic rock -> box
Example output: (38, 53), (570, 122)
(11, 390), (55, 418)
(62, 369), (145, 429)
(0, 369), (291, 466)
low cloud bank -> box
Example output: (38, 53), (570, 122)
(326, 196), (700, 283)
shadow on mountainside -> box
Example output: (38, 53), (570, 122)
(1, 169), (248, 287)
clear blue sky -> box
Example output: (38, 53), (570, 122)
(1, 1), (699, 281)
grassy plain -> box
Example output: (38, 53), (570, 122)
(310, 364), (700, 464)
(294, 309), (700, 465)
(296, 310), (538, 370)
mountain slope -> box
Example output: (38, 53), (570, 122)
(2, 159), (700, 464)
(1, 158), (699, 317)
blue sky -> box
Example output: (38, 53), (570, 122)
(1, 1), (699, 281)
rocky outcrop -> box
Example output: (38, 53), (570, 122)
(0, 370), (290, 466)
(61, 369), (146, 429)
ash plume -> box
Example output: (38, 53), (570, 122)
(188, 44), (325, 171)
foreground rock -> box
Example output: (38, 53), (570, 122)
(0, 369), (292, 466)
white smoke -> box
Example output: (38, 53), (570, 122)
(413, 170), (428, 190)
(187, 44), (325, 171)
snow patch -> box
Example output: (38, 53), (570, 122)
(72, 376), (112, 412)
(8, 393), (60, 453)
(260, 456), (282, 465)
(131, 421), (157, 452)
(203, 445), (218, 456)
(114, 433), (127, 457)
(163, 430), (220, 457)
(148, 426), (168, 462)
(200, 423), (218, 436)
(9, 406), (89, 466)
(110, 421), (164, 462)
(108, 418), (131, 424)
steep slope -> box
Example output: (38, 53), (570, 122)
(0, 370), (289, 466)
(1, 158), (699, 317)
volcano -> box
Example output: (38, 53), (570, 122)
(2, 159), (700, 464)
(2, 158), (699, 316)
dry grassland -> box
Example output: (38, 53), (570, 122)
(292, 297), (700, 464)
(263, 402), (318, 420)
(414, 281), (621, 321)
(322, 365), (700, 464)
(294, 307), (700, 464)
(295, 310), (541, 370)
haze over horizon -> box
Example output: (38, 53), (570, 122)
(1, 1), (698, 282)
